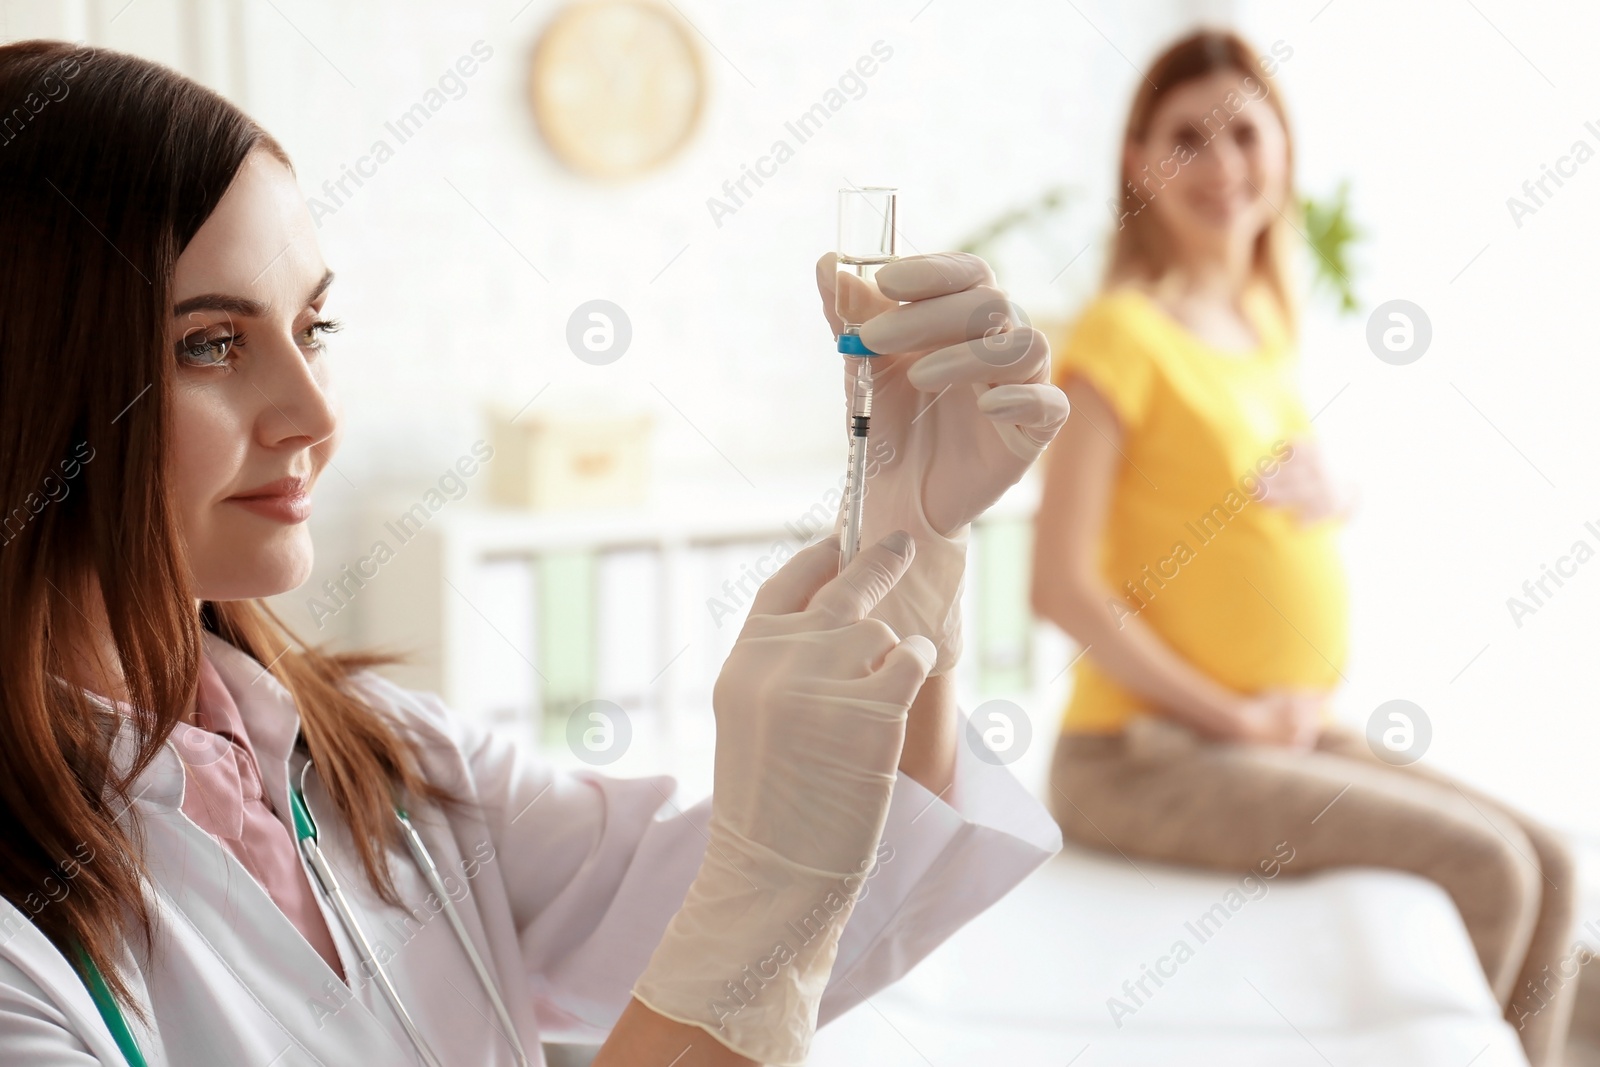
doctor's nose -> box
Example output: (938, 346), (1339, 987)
(253, 335), (339, 451)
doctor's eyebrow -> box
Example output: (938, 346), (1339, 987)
(171, 267), (335, 318)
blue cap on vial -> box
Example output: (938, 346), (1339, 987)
(837, 333), (877, 356)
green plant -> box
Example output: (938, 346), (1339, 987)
(1300, 181), (1361, 315)
(957, 181), (1364, 316)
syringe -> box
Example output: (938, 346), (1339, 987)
(841, 357), (873, 567)
(835, 186), (897, 568)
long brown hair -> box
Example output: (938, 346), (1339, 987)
(0, 40), (456, 1016)
(1105, 29), (1298, 329)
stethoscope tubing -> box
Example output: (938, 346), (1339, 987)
(295, 761), (446, 1067)
(393, 807), (530, 1066)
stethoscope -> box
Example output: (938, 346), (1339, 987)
(75, 760), (531, 1067)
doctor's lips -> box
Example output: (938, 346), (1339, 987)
(226, 475), (311, 523)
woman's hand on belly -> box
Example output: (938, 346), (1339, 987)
(1259, 437), (1357, 526)
(1223, 689), (1327, 749)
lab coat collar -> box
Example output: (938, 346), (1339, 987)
(101, 632), (304, 838)
(95, 636), (416, 1062)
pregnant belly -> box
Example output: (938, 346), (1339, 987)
(1122, 520), (1349, 693)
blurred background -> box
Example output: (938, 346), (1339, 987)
(6, 0), (1599, 1062)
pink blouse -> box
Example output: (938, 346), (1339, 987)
(172, 654), (345, 980)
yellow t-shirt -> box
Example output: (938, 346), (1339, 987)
(1050, 286), (1349, 734)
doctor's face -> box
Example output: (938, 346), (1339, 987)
(1126, 69), (1289, 264)
(165, 148), (340, 602)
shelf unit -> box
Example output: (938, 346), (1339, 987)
(351, 471), (1059, 793)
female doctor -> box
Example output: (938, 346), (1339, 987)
(0, 41), (1068, 1067)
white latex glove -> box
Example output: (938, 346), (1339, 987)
(632, 530), (938, 1066)
(816, 251), (1070, 674)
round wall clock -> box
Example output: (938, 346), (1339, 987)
(529, 0), (706, 180)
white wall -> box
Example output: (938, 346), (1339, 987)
(7, 0), (1594, 835)
(2, 0), (1180, 591)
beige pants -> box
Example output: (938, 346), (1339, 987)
(1048, 719), (1580, 1066)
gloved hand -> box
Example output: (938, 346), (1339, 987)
(816, 252), (1069, 674)
(632, 531), (938, 1066)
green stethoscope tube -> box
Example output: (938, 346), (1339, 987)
(74, 762), (530, 1067)
(69, 940), (148, 1067)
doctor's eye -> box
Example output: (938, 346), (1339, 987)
(299, 317), (342, 353)
(176, 329), (243, 369)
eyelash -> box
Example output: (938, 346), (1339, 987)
(178, 318), (343, 369)
(303, 317), (342, 352)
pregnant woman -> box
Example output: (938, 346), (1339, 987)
(1030, 29), (1576, 1064)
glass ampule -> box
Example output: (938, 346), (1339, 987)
(835, 186), (897, 351)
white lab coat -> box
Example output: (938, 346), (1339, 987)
(0, 633), (1061, 1065)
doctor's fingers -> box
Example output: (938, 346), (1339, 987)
(740, 530), (922, 630)
(816, 252), (896, 338)
(746, 534), (843, 619)
(858, 282), (1011, 357)
(873, 252), (995, 302)
(868, 632), (937, 704)
(733, 618), (908, 697)
(904, 327), (1052, 391)
(805, 531), (917, 626)
(978, 383), (1072, 456)
(796, 627), (935, 729)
